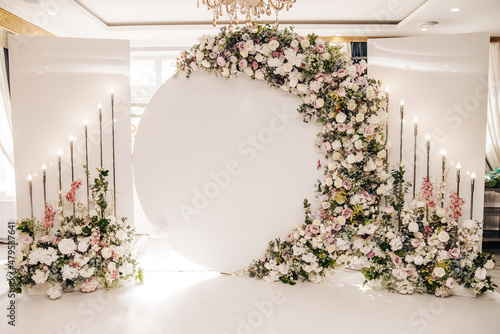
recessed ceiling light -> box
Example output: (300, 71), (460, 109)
(450, 8), (460, 12)
(419, 21), (438, 32)
(144, 34), (151, 38)
(79, 31), (86, 34)
(48, 11), (56, 16)
(336, 34), (342, 37)
(420, 27), (428, 32)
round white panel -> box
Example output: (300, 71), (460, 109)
(134, 71), (322, 272)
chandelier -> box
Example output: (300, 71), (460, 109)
(198, 0), (297, 28)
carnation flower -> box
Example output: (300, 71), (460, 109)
(21, 236), (33, 245)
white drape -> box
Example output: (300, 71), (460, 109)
(0, 48), (13, 167)
(486, 43), (500, 169)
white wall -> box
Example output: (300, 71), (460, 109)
(368, 32), (490, 221)
(9, 35), (134, 224)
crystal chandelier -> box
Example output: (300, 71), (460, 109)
(198, 0), (297, 28)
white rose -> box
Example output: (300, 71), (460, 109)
(336, 112), (347, 123)
(390, 238), (403, 251)
(315, 98), (324, 108)
(334, 178), (343, 188)
(485, 259), (495, 270)
(255, 53), (264, 62)
(328, 162), (336, 170)
(433, 267), (446, 278)
(290, 40), (299, 48)
(414, 255), (424, 265)
(475, 267), (487, 280)
(321, 52), (331, 60)
(463, 219), (475, 229)
(202, 59), (210, 68)
(240, 50), (248, 58)
(347, 154), (356, 165)
(347, 100), (356, 110)
(244, 67), (253, 76)
(78, 241), (89, 253)
(196, 50), (204, 62)
(268, 40), (280, 51)
(338, 254), (349, 263)
(408, 222), (419, 233)
(436, 208), (446, 217)
(354, 140), (363, 150)
(101, 247), (112, 259)
(405, 254), (415, 263)
(255, 70), (265, 80)
(32, 269), (49, 284)
(337, 216), (346, 225)
(74, 226), (82, 235)
(355, 113), (364, 122)
(283, 63), (293, 72)
(108, 262), (117, 272)
(300, 39), (310, 49)
(58, 239), (76, 255)
(437, 231), (450, 243)
(296, 83), (307, 93)
(325, 178), (333, 186)
(46, 283), (63, 300)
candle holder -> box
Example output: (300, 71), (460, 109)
(111, 89), (117, 216)
(470, 172), (476, 219)
(42, 164), (47, 208)
(69, 135), (75, 216)
(98, 103), (103, 169)
(57, 150), (63, 216)
(424, 133), (431, 220)
(399, 100), (404, 164)
(28, 174), (33, 218)
(412, 117), (418, 199)
(84, 119), (90, 211)
(456, 162), (461, 197)
(441, 149), (446, 207)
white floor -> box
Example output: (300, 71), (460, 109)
(1, 238), (500, 334)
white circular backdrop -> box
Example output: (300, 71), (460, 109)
(134, 71), (322, 272)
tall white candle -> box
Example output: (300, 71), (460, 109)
(28, 174), (33, 218)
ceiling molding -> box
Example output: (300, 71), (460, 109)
(397, 0), (436, 30)
(0, 7), (53, 41)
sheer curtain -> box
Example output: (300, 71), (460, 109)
(486, 43), (500, 169)
(0, 48), (13, 168)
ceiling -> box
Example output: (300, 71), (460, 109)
(1, 0), (500, 52)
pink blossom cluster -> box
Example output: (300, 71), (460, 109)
(65, 180), (83, 204)
(421, 177), (436, 208)
(42, 204), (56, 230)
(448, 191), (465, 220)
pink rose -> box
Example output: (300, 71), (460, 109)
(446, 277), (456, 289)
(271, 51), (280, 58)
(217, 56), (226, 67)
(21, 236), (33, 245)
(238, 59), (248, 69)
(39, 235), (51, 243)
(337, 123), (347, 132)
(435, 287), (451, 298)
(342, 180), (352, 191)
(286, 233), (294, 242)
(252, 60), (258, 70)
(315, 42), (326, 53)
(337, 69), (347, 78)
(410, 238), (421, 248)
(296, 36), (305, 41)
(332, 221), (342, 231)
(384, 206), (395, 214)
(80, 277), (99, 293)
(392, 255), (403, 266)
(238, 41), (246, 50)
(323, 141), (332, 152)
(366, 250), (375, 259)
(305, 224), (320, 236)
(342, 208), (353, 219)
(364, 126), (375, 136)
(448, 247), (460, 259)
(337, 88), (346, 97)
(404, 267), (414, 276)
(189, 61), (199, 71)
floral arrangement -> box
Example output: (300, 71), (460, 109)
(485, 168), (500, 188)
(7, 169), (143, 299)
(176, 25), (388, 284)
(361, 168), (497, 297)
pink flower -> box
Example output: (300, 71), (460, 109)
(42, 204), (56, 230)
(238, 59), (248, 69)
(337, 88), (346, 97)
(271, 51), (280, 58)
(317, 160), (322, 170)
(404, 267), (415, 276)
(39, 235), (51, 243)
(296, 36), (305, 41)
(189, 61), (199, 71)
(364, 126), (375, 137)
(286, 233), (294, 242)
(217, 56), (226, 67)
(392, 255), (403, 266)
(65, 180), (83, 204)
(305, 224), (320, 236)
(323, 141), (332, 152)
(252, 60), (258, 70)
(52, 237), (60, 245)
(332, 221), (342, 231)
(435, 287), (452, 297)
(410, 238), (421, 248)
(80, 277), (99, 293)
(21, 236), (33, 245)
(448, 247), (460, 259)
(342, 208), (353, 219)
(342, 180), (352, 191)
(238, 41), (246, 50)
(315, 41), (326, 53)
(366, 250), (375, 259)
(112, 269), (120, 279)
(337, 69), (347, 78)
(384, 206), (395, 214)
(337, 123), (347, 132)
(446, 277), (456, 289)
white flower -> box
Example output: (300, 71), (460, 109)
(334, 178), (343, 188)
(337, 216), (346, 225)
(475, 268), (487, 280)
(355, 113), (364, 122)
(240, 50), (248, 58)
(32, 269), (49, 284)
(354, 140), (363, 150)
(79, 265), (96, 278)
(321, 52), (331, 60)
(390, 238), (403, 251)
(300, 39), (310, 49)
(245, 67), (253, 76)
(392, 268), (408, 280)
(347, 154), (356, 165)
(296, 83), (307, 93)
(61, 264), (79, 281)
(414, 255), (424, 265)
(312, 219), (321, 226)
(315, 98), (324, 108)
(120, 263), (134, 276)
(437, 231), (450, 243)
(433, 267), (446, 278)
(485, 259), (495, 270)
(463, 219), (475, 229)
(290, 40), (299, 48)
(336, 112), (347, 123)
(108, 262), (117, 272)
(115, 229), (127, 241)
(255, 70), (265, 80)
(196, 50), (204, 62)
(338, 254), (349, 263)
(58, 239), (76, 255)
(74, 226), (82, 235)
(408, 222), (419, 233)
(268, 40), (279, 51)
(436, 208), (446, 217)
(78, 240), (89, 253)
(328, 162), (336, 170)
(46, 283), (63, 300)
(347, 100), (356, 110)
(101, 247), (113, 259)
(325, 178), (333, 186)
(202, 60), (210, 68)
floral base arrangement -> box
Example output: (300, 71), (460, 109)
(7, 169), (143, 300)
